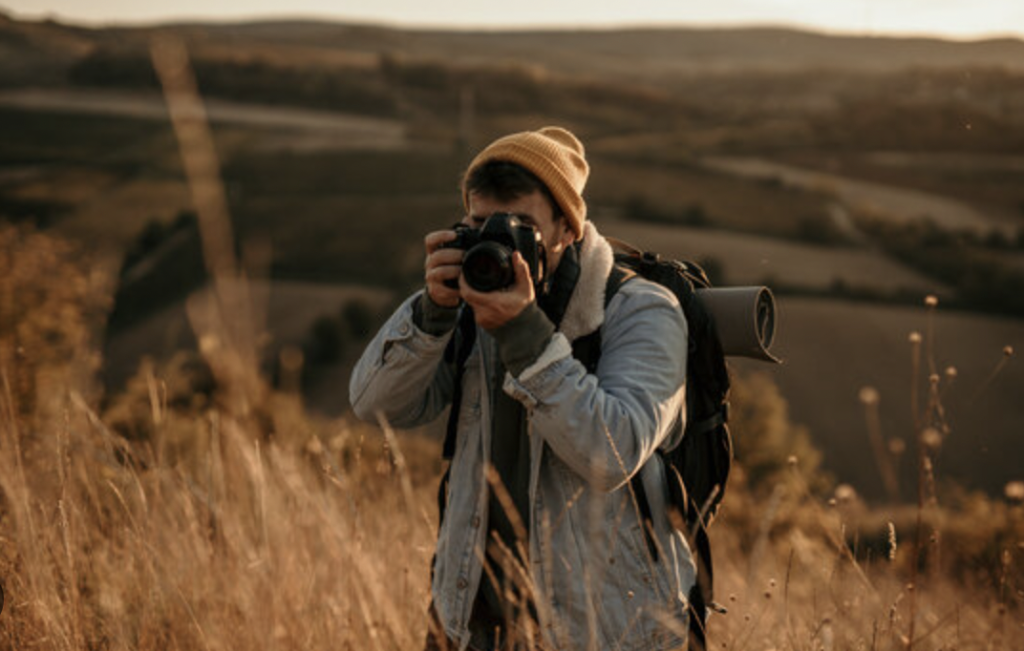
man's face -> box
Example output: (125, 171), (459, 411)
(465, 190), (576, 281)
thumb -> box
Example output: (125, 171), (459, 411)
(512, 251), (534, 288)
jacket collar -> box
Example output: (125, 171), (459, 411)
(557, 220), (614, 343)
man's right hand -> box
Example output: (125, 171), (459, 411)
(424, 229), (464, 308)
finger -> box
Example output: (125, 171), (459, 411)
(426, 247), (464, 270)
(511, 252), (533, 290)
(427, 267), (463, 306)
(428, 286), (461, 308)
(425, 229), (458, 254)
(510, 253), (537, 304)
(458, 271), (479, 301)
(427, 264), (462, 286)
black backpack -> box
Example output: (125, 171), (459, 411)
(440, 237), (733, 651)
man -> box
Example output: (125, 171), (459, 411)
(350, 127), (695, 650)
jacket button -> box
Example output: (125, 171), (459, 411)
(471, 515), (481, 527)
(457, 578), (468, 590)
(398, 323), (410, 336)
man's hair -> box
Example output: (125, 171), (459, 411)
(464, 160), (563, 219)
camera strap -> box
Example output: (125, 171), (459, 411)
(442, 306), (477, 461)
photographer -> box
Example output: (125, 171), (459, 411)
(350, 127), (694, 651)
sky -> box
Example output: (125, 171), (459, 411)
(3, 0), (1024, 40)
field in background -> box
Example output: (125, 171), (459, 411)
(2, 11), (1022, 494)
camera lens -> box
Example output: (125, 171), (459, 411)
(463, 242), (515, 292)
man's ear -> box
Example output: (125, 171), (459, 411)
(558, 222), (576, 249)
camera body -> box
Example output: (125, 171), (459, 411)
(443, 213), (544, 292)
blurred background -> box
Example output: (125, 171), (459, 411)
(1, 0), (1022, 500)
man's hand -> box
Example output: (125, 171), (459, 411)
(424, 230), (464, 308)
(461, 252), (535, 330)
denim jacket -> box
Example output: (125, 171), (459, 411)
(350, 222), (695, 651)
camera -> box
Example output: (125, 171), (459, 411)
(442, 213), (544, 292)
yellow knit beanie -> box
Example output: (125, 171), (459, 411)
(462, 127), (589, 238)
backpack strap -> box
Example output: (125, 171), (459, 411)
(436, 305), (477, 536)
(570, 264), (633, 372)
(441, 306), (477, 460)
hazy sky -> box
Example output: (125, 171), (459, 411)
(4, 0), (1024, 40)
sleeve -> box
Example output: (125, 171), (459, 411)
(501, 282), (688, 492)
(349, 291), (459, 428)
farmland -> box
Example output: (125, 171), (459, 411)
(2, 11), (1022, 490)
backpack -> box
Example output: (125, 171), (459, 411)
(572, 237), (732, 651)
(439, 236), (733, 651)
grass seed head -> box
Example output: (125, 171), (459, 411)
(834, 484), (857, 504)
(888, 438), (906, 455)
(921, 428), (942, 449)
(1004, 481), (1024, 502)
(858, 386), (879, 406)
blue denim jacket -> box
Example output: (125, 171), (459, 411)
(350, 222), (695, 651)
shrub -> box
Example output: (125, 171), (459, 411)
(729, 370), (830, 496)
(0, 224), (109, 427)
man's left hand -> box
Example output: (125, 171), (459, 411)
(460, 252), (535, 330)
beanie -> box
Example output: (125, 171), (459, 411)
(462, 126), (590, 238)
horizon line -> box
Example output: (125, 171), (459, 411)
(4, 7), (1023, 44)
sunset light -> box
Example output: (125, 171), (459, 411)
(4, 0), (1023, 39)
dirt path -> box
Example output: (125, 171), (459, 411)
(704, 156), (1018, 237)
(601, 218), (947, 295)
(0, 88), (406, 150)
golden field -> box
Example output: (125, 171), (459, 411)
(1, 223), (1022, 650)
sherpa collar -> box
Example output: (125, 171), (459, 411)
(557, 221), (614, 343)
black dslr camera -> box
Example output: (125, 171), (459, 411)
(442, 213), (544, 292)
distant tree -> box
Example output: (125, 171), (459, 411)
(305, 315), (346, 365)
(341, 300), (376, 340)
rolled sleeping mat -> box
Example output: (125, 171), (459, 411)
(696, 286), (781, 363)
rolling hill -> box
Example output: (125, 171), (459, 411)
(1, 11), (1022, 498)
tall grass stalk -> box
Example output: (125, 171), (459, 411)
(150, 33), (262, 422)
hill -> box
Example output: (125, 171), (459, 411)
(1, 12), (1022, 498)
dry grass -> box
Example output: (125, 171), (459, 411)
(0, 386), (439, 650)
(3, 220), (1022, 651)
(1, 337), (1021, 650)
